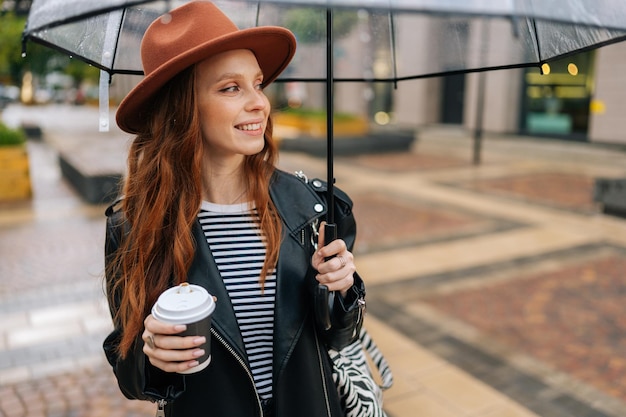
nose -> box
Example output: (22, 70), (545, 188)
(245, 88), (268, 112)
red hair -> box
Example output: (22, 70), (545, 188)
(107, 67), (282, 357)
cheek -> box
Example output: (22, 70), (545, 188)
(263, 96), (271, 115)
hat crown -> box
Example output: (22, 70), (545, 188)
(141, 2), (238, 75)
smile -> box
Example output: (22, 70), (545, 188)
(236, 123), (262, 131)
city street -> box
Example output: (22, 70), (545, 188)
(2, 104), (626, 417)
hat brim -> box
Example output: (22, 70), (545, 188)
(116, 26), (296, 134)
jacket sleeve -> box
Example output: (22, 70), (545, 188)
(316, 185), (367, 351)
(102, 205), (185, 403)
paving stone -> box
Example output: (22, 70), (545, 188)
(422, 252), (626, 404)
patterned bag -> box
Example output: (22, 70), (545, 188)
(329, 328), (394, 417)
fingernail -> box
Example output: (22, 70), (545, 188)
(193, 349), (205, 357)
(174, 324), (187, 332)
(193, 336), (206, 345)
(188, 360), (199, 367)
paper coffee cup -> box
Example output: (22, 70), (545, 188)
(151, 283), (216, 374)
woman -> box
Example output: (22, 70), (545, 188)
(103, 2), (366, 417)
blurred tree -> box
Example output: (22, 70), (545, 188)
(0, 12), (98, 86)
(284, 8), (358, 43)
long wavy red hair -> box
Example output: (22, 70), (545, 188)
(107, 66), (282, 357)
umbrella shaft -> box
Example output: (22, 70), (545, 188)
(326, 7), (335, 226)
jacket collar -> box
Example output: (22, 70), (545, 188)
(269, 169), (326, 240)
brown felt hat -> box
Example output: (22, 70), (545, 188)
(116, 1), (296, 134)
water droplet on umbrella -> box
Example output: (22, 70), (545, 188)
(161, 13), (172, 24)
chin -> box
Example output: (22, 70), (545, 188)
(246, 138), (266, 155)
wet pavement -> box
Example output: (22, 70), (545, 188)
(2, 104), (626, 417)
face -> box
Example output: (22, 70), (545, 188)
(195, 49), (270, 165)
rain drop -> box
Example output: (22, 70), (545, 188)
(21, 52), (26, 58)
(161, 13), (172, 24)
(103, 51), (112, 59)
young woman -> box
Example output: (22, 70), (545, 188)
(103, 2), (366, 417)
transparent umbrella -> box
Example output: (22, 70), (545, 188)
(22, 0), (626, 329)
(22, 0), (626, 221)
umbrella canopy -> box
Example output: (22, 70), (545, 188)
(21, 0), (626, 218)
(23, 0), (626, 81)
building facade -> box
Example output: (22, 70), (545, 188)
(391, 41), (626, 145)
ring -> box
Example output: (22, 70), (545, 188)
(146, 334), (156, 350)
(337, 255), (346, 268)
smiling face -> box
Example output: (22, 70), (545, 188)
(195, 49), (270, 166)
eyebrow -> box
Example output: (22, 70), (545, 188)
(215, 70), (264, 83)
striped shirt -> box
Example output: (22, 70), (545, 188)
(198, 201), (275, 400)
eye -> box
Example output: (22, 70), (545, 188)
(220, 85), (240, 93)
(256, 82), (265, 91)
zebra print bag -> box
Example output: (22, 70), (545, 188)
(329, 328), (394, 417)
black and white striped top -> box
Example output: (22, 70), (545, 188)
(198, 201), (276, 400)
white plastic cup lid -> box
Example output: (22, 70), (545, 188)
(152, 283), (215, 325)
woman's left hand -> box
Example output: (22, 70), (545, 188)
(311, 222), (356, 298)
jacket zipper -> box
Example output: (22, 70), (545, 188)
(313, 329), (332, 417)
(155, 399), (166, 417)
(211, 328), (264, 416)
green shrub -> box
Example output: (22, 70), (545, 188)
(279, 107), (360, 122)
(0, 122), (26, 146)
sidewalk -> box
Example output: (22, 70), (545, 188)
(2, 104), (626, 417)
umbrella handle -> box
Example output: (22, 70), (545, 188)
(315, 223), (337, 331)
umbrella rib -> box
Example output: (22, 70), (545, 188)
(530, 18), (543, 64)
(388, 8), (398, 89)
(24, 37), (114, 75)
(109, 8), (126, 73)
(255, 0), (261, 26)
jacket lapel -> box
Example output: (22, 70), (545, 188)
(269, 171), (326, 376)
(188, 221), (248, 362)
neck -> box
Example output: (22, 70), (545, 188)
(202, 162), (248, 205)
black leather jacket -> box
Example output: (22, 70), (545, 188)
(103, 169), (366, 417)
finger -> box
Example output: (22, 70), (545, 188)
(318, 220), (326, 248)
(147, 354), (203, 373)
(316, 272), (354, 294)
(143, 336), (207, 372)
(155, 335), (206, 351)
(316, 250), (353, 274)
(316, 253), (355, 284)
(145, 314), (187, 335)
(316, 238), (347, 260)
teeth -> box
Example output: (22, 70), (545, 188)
(237, 123), (261, 131)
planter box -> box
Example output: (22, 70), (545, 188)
(273, 112), (369, 139)
(58, 149), (122, 205)
(279, 128), (416, 157)
(0, 145), (32, 201)
(594, 178), (626, 218)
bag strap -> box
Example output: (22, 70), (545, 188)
(359, 328), (394, 390)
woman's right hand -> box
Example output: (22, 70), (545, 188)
(142, 314), (207, 373)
